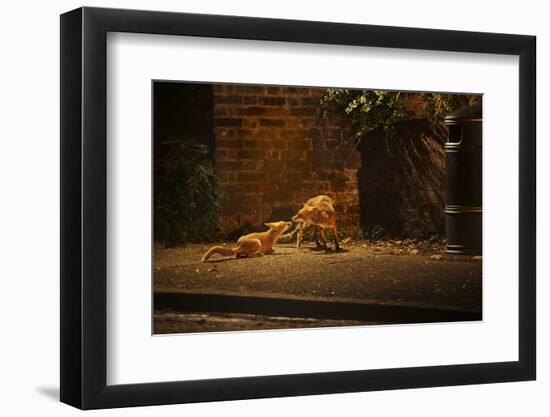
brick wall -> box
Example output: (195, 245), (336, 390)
(212, 84), (446, 238)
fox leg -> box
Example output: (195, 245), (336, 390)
(296, 223), (305, 250)
(332, 224), (342, 251)
(313, 226), (327, 250)
(318, 228), (328, 250)
(313, 226), (321, 247)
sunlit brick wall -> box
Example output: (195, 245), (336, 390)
(212, 84), (361, 235)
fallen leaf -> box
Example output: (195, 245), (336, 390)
(430, 255), (443, 260)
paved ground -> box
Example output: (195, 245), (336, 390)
(154, 311), (376, 334)
(155, 241), (481, 310)
(154, 240), (482, 333)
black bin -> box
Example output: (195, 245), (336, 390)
(444, 104), (482, 255)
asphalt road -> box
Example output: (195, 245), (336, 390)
(154, 310), (377, 334)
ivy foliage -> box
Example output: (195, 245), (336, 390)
(320, 90), (409, 140)
(154, 137), (221, 245)
(320, 89), (481, 156)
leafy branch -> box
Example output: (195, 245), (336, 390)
(320, 89), (481, 161)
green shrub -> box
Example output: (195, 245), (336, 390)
(154, 137), (220, 245)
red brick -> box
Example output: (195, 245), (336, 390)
(289, 107), (318, 117)
(252, 128), (279, 140)
(283, 149), (308, 160)
(287, 139), (312, 151)
(238, 150), (265, 160)
(259, 118), (285, 127)
(217, 172), (237, 182)
(262, 107), (287, 116)
(242, 96), (257, 105)
(235, 129), (254, 139)
(215, 161), (240, 171)
(301, 118), (317, 128)
(215, 95), (242, 104)
(285, 119), (301, 128)
(272, 140), (287, 150)
(216, 138), (242, 149)
(239, 160), (263, 170)
(300, 97), (319, 106)
(237, 106), (266, 116)
(236, 85), (266, 94)
(237, 172), (264, 182)
(224, 149), (239, 160)
(283, 87), (310, 95)
(215, 118), (242, 127)
(280, 128), (308, 141)
(242, 118), (258, 128)
(223, 85), (236, 94)
(258, 96), (286, 106)
(264, 159), (285, 172)
(243, 140), (273, 150)
(307, 128), (322, 140)
(212, 84), (225, 94)
(265, 150), (281, 160)
(288, 97), (300, 106)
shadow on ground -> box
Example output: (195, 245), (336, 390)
(35, 386), (59, 401)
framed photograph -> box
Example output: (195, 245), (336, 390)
(60, 6), (536, 409)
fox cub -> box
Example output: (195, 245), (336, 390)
(291, 195), (341, 251)
(201, 221), (292, 262)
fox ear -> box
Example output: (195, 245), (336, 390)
(264, 222), (273, 228)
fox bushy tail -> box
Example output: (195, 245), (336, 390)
(201, 245), (238, 262)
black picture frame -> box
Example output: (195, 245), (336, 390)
(60, 6), (536, 410)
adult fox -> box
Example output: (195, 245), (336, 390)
(291, 195), (341, 251)
(201, 221), (291, 262)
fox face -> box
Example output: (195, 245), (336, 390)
(264, 221), (292, 232)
